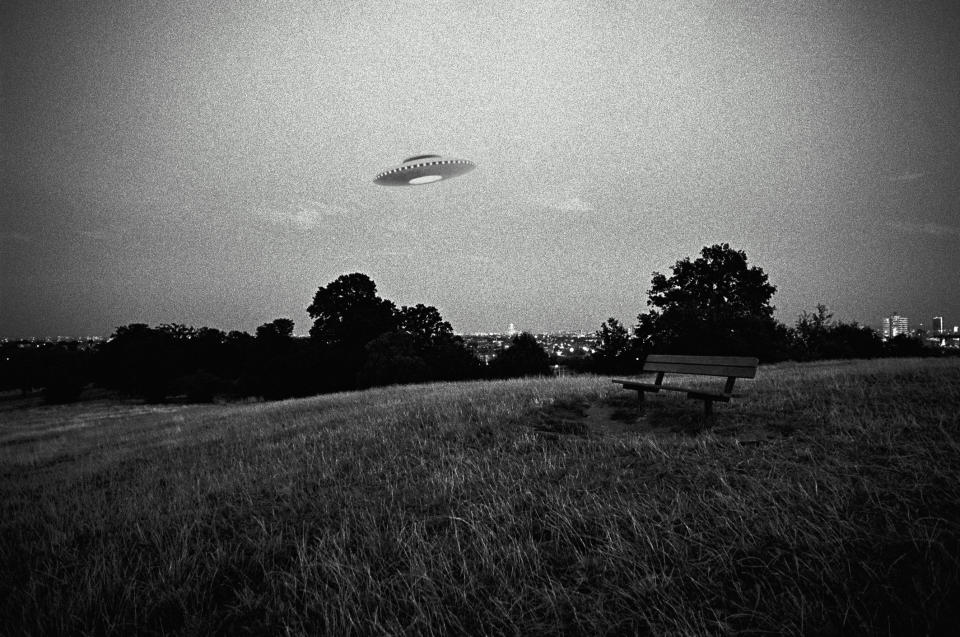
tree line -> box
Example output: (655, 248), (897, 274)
(590, 243), (936, 374)
(1, 273), (553, 403)
(2, 245), (946, 403)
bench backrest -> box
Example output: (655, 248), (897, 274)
(643, 354), (759, 378)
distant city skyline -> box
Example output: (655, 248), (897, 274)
(3, 1), (959, 339)
(6, 306), (960, 341)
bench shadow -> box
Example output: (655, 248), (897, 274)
(534, 393), (785, 444)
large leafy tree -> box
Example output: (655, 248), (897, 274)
(307, 273), (398, 348)
(395, 304), (480, 380)
(636, 243), (786, 358)
(397, 303), (454, 346)
(307, 273), (482, 386)
(647, 243), (776, 321)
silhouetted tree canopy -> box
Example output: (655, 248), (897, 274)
(304, 274), (482, 387)
(636, 243), (784, 359)
(307, 273), (397, 349)
(647, 243), (775, 319)
(397, 303), (454, 346)
(99, 323), (179, 401)
(358, 332), (430, 387)
(885, 334), (926, 358)
(256, 318), (294, 341)
(489, 332), (551, 378)
(593, 317), (639, 373)
(790, 304), (886, 360)
(8, 259), (956, 405)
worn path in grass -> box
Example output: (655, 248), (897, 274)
(2, 358), (959, 635)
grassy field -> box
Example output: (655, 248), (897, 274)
(2, 358), (959, 635)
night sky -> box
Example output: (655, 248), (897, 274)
(3, 1), (959, 338)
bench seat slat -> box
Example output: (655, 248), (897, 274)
(613, 379), (739, 400)
(660, 383), (728, 396)
(642, 361), (757, 378)
(613, 355), (758, 415)
(645, 354), (759, 367)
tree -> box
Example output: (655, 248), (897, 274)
(99, 324), (177, 401)
(885, 334), (926, 358)
(306, 273), (484, 390)
(357, 332), (430, 387)
(425, 334), (483, 381)
(157, 323), (198, 340)
(592, 317), (639, 373)
(256, 318), (295, 342)
(307, 273), (397, 348)
(792, 304), (885, 360)
(827, 323), (884, 359)
(397, 304), (454, 346)
(489, 332), (551, 378)
(636, 244), (786, 359)
(394, 303), (479, 381)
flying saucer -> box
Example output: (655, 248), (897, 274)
(373, 154), (476, 186)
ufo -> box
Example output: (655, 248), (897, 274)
(373, 154), (476, 186)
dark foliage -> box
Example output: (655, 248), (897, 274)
(31, 274), (482, 403)
(793, 304), (885, 360)
(588, 245), (950, 371)
(0, 341), (98, 401)
(489, 333), (551, 378)
(646, 243), (776, 321)
(6, 261), (953, 404)
(425, 334), (484, 381)
(592, 318), (642, 374)
(255, 318), (294, 344)
(634, 243), (787, 361)
(97, 324), (179, 401)
(41, 348), (92, 403)
(885, 334), (927, 358)
(358, 332), (431, 387)
(307, 273), (397, 350)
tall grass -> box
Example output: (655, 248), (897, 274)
(2, 359), (959, 635)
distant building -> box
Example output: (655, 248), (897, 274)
(507, 323), (518, 337)
(882, 313), (909, 339)
(933, 316), (944, 333)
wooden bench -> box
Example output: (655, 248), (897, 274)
(613, 354), (759, 415)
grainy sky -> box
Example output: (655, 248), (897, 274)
(2, 0), (959, 338)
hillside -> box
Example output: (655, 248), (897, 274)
(2, 358), (960, 635)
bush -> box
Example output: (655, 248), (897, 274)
(42, 369), (87, 404)
(489, 333), (550, 378)
(358, 332), (431, 387)
(175, 370), (226, 403)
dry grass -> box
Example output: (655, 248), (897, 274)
(2, 359), (959, 635)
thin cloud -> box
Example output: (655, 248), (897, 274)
(546, 197), (595, 213)
(891, 172), (925, 182)
(889, 220), (960, 237)
(257, 201), (354, 229)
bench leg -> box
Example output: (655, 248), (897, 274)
(703, 400), (713, 416)
(636, 389), (645, 412)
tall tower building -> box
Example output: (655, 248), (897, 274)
(882, 313), (909, 339)
(933, 316), (944, 333)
